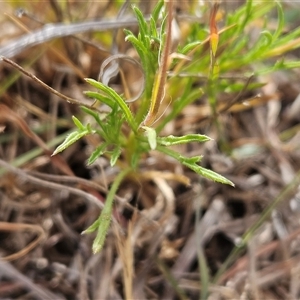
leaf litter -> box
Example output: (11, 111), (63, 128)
(0, 1), (300, 299)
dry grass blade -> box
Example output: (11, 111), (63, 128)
(0, 17), (144, 59)
(0, 222), (45, 261)
(115, 219), (134, 299)
(0, 159), (104, 210)
(219, 227), (300, 284)
(99, 54), (145, 103)
(0, 57), (100, 111)
(0, 259), (66, 300)
(0, 103), (74, 175)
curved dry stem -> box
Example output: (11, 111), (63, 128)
(98, 54), (145, 103)
(0, 57), (101, 112)
(0, 222), (45, 261)
(0, 159), (104, 210)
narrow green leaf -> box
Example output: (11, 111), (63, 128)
(52, 129), (92, 156)
(260, 30), (273, 47)
(110, 147), (122, 166)
(157, 146), (234, 186)
(72, 116), (85, 131)
(179, 155), (202, 164)
(80, 106), (107, 136)
(283, 60), (300, 69)
(123, 28), (133, 35)
(180, 41), (202, 55)
(158, 134), (211, 146)
(132, 5), (150, 48)
(84, 91), (115, 108)
(257, 59), (300, 75)
(149, 17), (158, 39)
(85, 78), (137, 131)
(273, 0), (284, 41)
(124, 35), (148, 75)
(92, 211), (112, 253)
(244, 31), (272, 61)
(142, 126), (157, 150)
(88, 143), (108, 165)
(228, 36), (248, 57)
(88, 168), (131, 253)
(80, 106), (105, 123)
(183, 161), (234, 186)
(152, 0), (164, 23)
(82, 218), (101, 234)
(80, 106), (99, 119)
(239, 0), (252, 33)
(124, 33), (148, 54)
(270, 27), (300, 49)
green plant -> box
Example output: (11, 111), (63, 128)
(53, 0), (300, 255)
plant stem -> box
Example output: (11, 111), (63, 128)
(92, 167), (132, 253)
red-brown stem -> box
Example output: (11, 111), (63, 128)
(142, 0), (173, 127)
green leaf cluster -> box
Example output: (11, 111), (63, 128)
(176, 0), (300, 100)
(52, 0), (300, 253)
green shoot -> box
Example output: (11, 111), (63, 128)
(52, 0), (300, 255)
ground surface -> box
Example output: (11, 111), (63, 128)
(0, 1), (300, 300)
